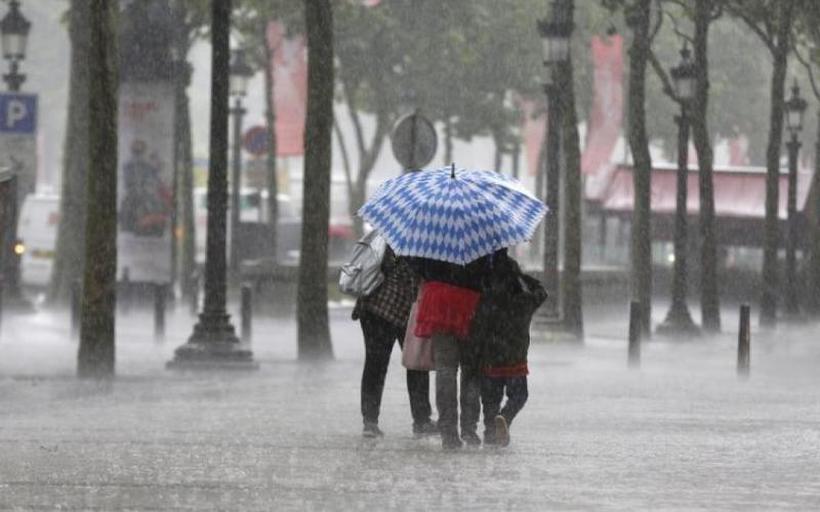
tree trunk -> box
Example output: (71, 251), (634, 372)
(350, 115), (387, 238)
(350, 181), (366, 237)
(559, 0), (583, 340)
(297, 0), (334, 360)
(691, 0), (720, 332)
(511, 138), (520, 179)
(531, 128), (547, 261)
(263, 21), (279, 263)
(543, 88), (562, 317)
(493, 125), (503, 171)
(177, 69), (196, 298)
(49, 0), (92, 305)
(760, 1), (794, 327)
(808, 112), (820, 315)
(171, 10), (196, 299)
(78, 0), (118, 379)
(626, 0), (653, 337)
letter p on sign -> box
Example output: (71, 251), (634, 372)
(6, 99), (26, 129)
(0, 93), (36, 134)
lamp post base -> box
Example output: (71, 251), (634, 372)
(656, 305), (700, 338)
(166, 313), (258, 370)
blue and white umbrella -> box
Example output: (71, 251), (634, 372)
(358, 166), (547, 265)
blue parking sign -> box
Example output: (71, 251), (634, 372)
(0, 93), (36, 134)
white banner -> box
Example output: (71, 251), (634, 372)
(117, 82), (175, 283)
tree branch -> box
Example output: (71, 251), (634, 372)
(340, 74), (368, 169)
(648, 47), (681, 103)
(649, 0), (665, 42)
(792, 41), (820, 101)
(727, 5), (776, 54)
(663, 8), (694, 44)
(333, 119), (355, 201)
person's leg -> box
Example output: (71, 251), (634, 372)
(499, 376), (529, 426)
(459, 363), (482, 445)
(407, 369), (436, 432)
(480, 376), (504, 444)
(359, 312), (395, 433)
(433, 333), (461, 449)
(397, 331), (434, 431)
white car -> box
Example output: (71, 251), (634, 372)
(17, 192), (60, 288)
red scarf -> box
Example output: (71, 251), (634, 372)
(414, 281), (480, 340)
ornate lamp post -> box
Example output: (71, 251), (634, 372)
(168, 0), (256, 370)
(658, 44), (699, 336)
(0, 0), (29, 310)
(783, 81), (806, 317)
(535, 1), (571, 324)
(228, 49), (253, 280)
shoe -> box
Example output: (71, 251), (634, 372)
(362, 422), (384, 438)
(461, 430), (481, 446)
(441, 431), (463, 450)
(494, 415), (510, 447)
(483, 429), (498, 446)
(413, 420), (439, 437)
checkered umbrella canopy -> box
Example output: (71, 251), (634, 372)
(358, 166), (547, 265)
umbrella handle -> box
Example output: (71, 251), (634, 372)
(450, 162), (455, 178)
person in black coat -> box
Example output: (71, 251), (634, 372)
(353, 247), (437, 438)
(469, 249), (547, 446)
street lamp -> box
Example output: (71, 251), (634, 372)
(0, 0), (29, 92)
(784, 80), (806, 317)
(658, 43), (699, 336)
(229, 49), (253, 279)
(168, 1), (256, 370)
(535, 1), (572, 325)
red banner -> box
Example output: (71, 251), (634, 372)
(581, 35), (624, 177)
(521, 98), (546, 177)
(267, 22), (307, 157)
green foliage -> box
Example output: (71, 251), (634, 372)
(230, 0), (610, 161)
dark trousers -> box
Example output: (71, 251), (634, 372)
(460, 364), (481, 434)
(360, 311), (432, 426)
(481, 376), (528, 432)
(433, 334), (482, 437)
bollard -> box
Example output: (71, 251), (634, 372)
(71, 279), (81, 341)
(241, 283), (252, 344)
(121, 267), (132, 314)
(737, 303), (750, 377)
(154, 283), (166, 342)
(628, 300), (641, 368)
(190, 271), (199, 317)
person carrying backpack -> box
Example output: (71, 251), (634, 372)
(352, 245), (437, 438)
(470, 249), (547, 447)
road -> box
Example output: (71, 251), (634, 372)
(1, 303), (819, 510)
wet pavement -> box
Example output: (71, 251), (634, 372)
(1, 301), (819, 510)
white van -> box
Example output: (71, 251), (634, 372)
(17, 192), (60, 287)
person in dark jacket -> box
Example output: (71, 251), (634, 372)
(470, 249), (547, 446)
(405, 254), (492, 449)
(353, 247), (437, 438)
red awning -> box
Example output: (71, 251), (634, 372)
(598, 163), (812, 220)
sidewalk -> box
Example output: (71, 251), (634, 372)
(1, 304), (819, 510)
